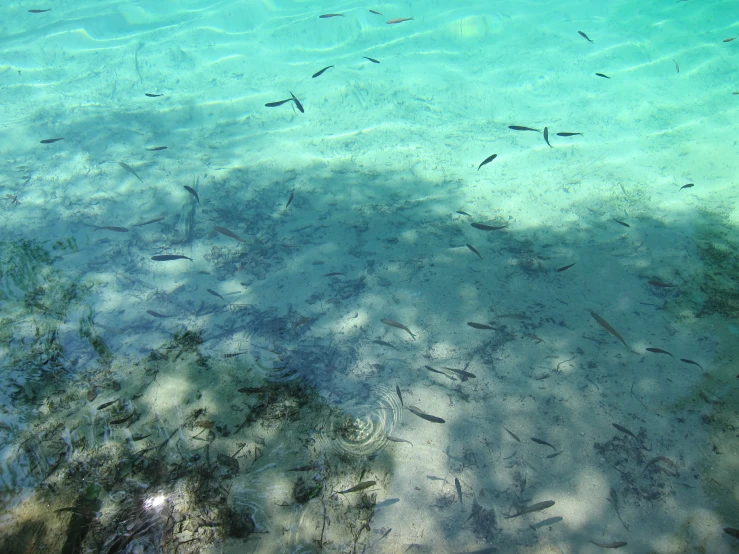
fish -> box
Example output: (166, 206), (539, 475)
(556, 132), (582, 137)
(373, 339), (397, 350)
(363, 56), (380, 63)
(471, 222), (507, 231)
(286, 191), (294, 208)
(97, 400), (118, 410)
(183, 185), (200, 203)
(207, 289), (224, 301)
(648, 280), (677, 287)
(723, 35), (738, 43)
(131, 433), (151, 441)
(680, 358), (704, 370)
(646, 347), (673, 357)
(531, 437), (556, 450)
(596, 73), (610, 79)
(319, 13), (344, 18)
(387, 436), (413, 446)
(146, 310), (171, 318)
(673, 59), (679, 73)
(133, 217), (165, 227)
(679, 183), (694, 191)
(509, 125), (539, 132)
(505, 500), (555, 519)
(590, 311), (631, 351)
(40, 137), (64, 143)
(425, 365), (457, 381)
(119, 162), (143, 182)
(640, 456), (679, 477)
(612, 423), (640, 442)
(724, 528), (739, 539)
(381, 319), (416, 340)
(94, 226), (129, 233)
(556, 262), (577, 272)
(407, 405), (445, 423)
(455, 478), (463, 511)
(543, 127), (552, 147)
(337, 481), (376, 494)
(324, 272), (346, 277)
(396, 385), (403, 407)
(589, 541), (627, 549)
(369, 10), (383, 15)
(457, 210), (471, 216)
(477, 153), (497, 170)
(612, 218), (630, 227)
(146, 146), (167, 151)
(145, 93), (164, 97)
(290, 91), (304, 113)
(312, 65), (334, 78)
(387, 17), (413, 24)
(265, 98), (292, 108)
(504, 427), (521, 442)
(578, 31), (593, 43)
(467, 322), (495, 330)
(546, 450), (564, 459)
(29, 9), (52, 12)
(466, 244), (482, 259)
(213, 226), (247, 243)
(224, 352), (248, 359)
(444, 367), (476, 380)
(151, 254), (192, 261)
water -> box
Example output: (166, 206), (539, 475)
(1, 1), (738, 552)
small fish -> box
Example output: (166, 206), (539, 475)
(505, 500), (555, 519)
(183, 185), (200, 203)
(589, 541), (627, 549)
(319, 14), (344, 18)
(363, 56), (380, 63)
(648, 280), (677, 287)
(467, 322), (495, 330)
(29, 9), (52, 13)
(286, 191), (294, 208)
(733, 91), (739, 95)
(543, 126), (552, 147)
(146, 146), (167, 151)
(477, 153), (497, 170)
(612, 218), (630, 227)
(471, 222), (507, 231)
(387, 17), (413, 24)
(590, 311), (631, 351)
(396, 385), (403, 406)
(290, 91), (304, 113)
(207, 289), (225, 301)
(679, 183), (694, 191)
(265, 98), (292, 108)
(640, 456), (679, 477)
(286, 464), (314, 472)
(680, 358), (704, 370)
(557, 262), (577, 272)
(386, 436), (413, 446)
(509, 125), (539, 132)
(223, 352), (248, 359)
(724, 528), (739, 539)
(146, 310), (171, 318)
(312, 65), (334, 78)
(213, 226), (247, 243)
(381, 318), (416, 339)
(456, 210), (471, 216)
(546, 450), (564, 459)
(151, 254), (192, 261)
(466, 243), (482, 259)
(372, 339), (397, 349)
(337, 481), (376, 494)
(612, 423), (640, 442)
(40, 137), (63, 144)
(425, 365), (457, 381)
(531, 437), (556, 450)
(578, 31), (593, 43)
(133, 216), (165, 227)
(324, 272), (346, 277)
(110, 413), (134, 425)
(444, 367), (477, 380)
(131, 433), (151, 441)
(673, 59), (679, 73)
(646, 347), (673, 357)
(94, 226), (129, 233)
(504, 427), (521, 442)
(97, 400), (117, 410)
(407, 405), (445, 423)
(119, 162), (143, 183)
(723, 35), (738, 43)
(145, 93), (164, 97)
(369, 10), (383, 15)
(556, 132), (582, 137)
(595, 73), (610, 79)
(455, 478), (463, 511)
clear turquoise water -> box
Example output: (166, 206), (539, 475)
(1, 1), (738, 553)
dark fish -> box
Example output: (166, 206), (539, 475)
(471, 222), (507, 231)
(612, 218), (630, 227)
(224, 351), (248, 359)
(591, 311), (631, 351)
(290, 91), (304, 113)
(286, 464), (314, 472)
(40, 137), (63, 143)
(556, 132), (582, 137)
(29, 9), (52, 12)
(369, 10), (383, 15)
(648, 280), (677, 287)
(97, 400), (117, 410)
(387, 17), (413, 24)
(146, 310), (171, 318)
(456, 210), (471, 216)
(407, 405), (445, 423)
(612, 423), (639, 442)
(207, 289), (225, 301)
(381, 318), (416, 339)
(119, 162), (143, 182)
(543, 126), (552, 147)
(213, 226), (247, 243)
(505, 500), (555, 519)
(396, 385), (403, 407)
(455, 478), (463, 511)
(110, 413), (134, 425)
(146, 146), (167, 151)
(504, 427), (521, 442)
(589, 541), (627, 549)
(556, 262), (576, 272)
(723, 35), (738, 43)
(319, 14), (344, 18)
(238, 387), (268, 393)
(578, 31), (593, 43)
(312, 65), (334, 78)
(131, 433), (151, 441)
(386, 436), (413, 446)
(477, 153), (497, 170)
(286, 191), (294, 208)
(680, 358), (704, 370)
(509, 125), (539, 132)
(673, 59), (679, 73)
(265, 98), (292, 108)
(467, 322), (495, 330)
(425, 365), (457, 381)
(466, 243), (482, 259)
(444, 367), (476, 380)
(531, 437), (556, 450)
(183, 185), (200, 203)
(646, 347), (673, 356)
(640, 456), (679, 477)
(94, 226), (129, 233)
(595, 73), (610, 79)
(133, 216), (165, 227)
(546, 450), (564, 459)
(679, 183), (694, 191)
(337, 481), (376, 494)
(724, 528), (739, 539)
(145, 93), (164, 97)
(151, 254), (192, 261)
(363, 56), (380, 63)
(372, 339), (397, 350)
(324, 272), (346, 277)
